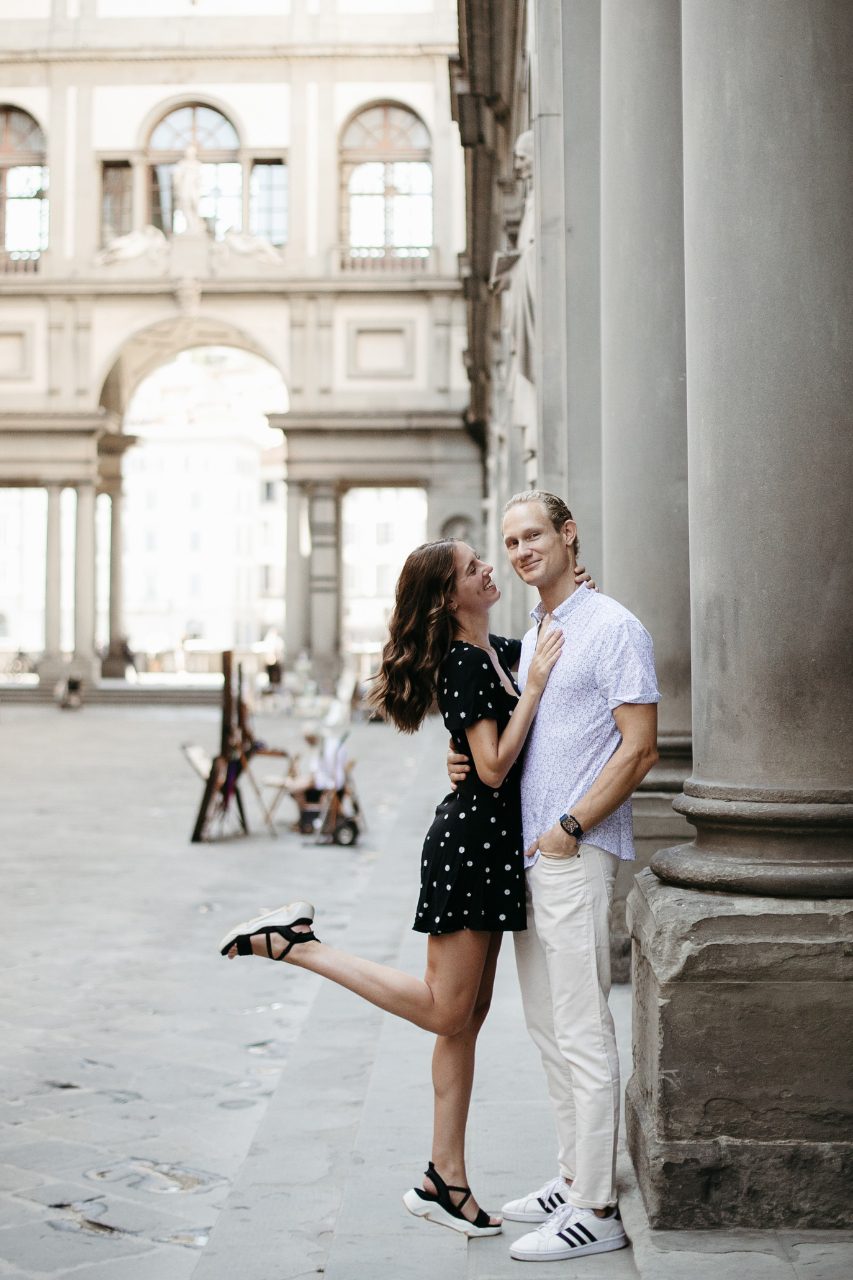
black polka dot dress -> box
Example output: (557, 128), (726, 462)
(413, 635), (527, 936)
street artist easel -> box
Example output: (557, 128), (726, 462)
(188, 651), (291, 843)
(189, 651), (246, 842)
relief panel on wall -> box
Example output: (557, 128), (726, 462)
(0, 327), (33, 381)
(346, 321), (414, 380)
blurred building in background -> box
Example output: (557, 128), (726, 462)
(0, 0), (476, 684)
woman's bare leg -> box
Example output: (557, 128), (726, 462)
(426, 932), (503, 1224)
(234, 928), (492, 1036)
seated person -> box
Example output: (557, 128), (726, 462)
(286, 731), (349, 825)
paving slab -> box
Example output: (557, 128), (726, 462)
(0, 1218), (155, 1273)
(50, 1254), (196, 1280)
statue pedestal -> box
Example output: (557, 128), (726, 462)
(171, 232), (210, 278)
(626, 869), (853, 1228)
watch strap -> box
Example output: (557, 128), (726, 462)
(559, 812), (584, 840)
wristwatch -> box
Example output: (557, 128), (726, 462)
(559, 813), (584, 840)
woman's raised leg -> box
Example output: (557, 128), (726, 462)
(231, 925), (492, 1037)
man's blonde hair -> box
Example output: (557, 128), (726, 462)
(503, 489), (580, 557)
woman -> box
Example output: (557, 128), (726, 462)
(219, 540), (576, 1237)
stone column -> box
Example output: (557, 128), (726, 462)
(306, 482), (340, 690)
(101, 484), (127, 677)
(628, 0), (853, 1227)
(37, 484), (66, 684)
(72, 482), (98, 681)
(600, 0), (692, 978)
(284, 480), (311, 661)
(532, 0), (602, 572)
(43, 484), (62, 659)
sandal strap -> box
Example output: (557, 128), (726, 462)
(424, 1162), (472, 1215)
(234, 921), (317, 959)
(272, 925), (317, 959)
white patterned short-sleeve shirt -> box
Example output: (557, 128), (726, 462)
(517, 586), (661, 867)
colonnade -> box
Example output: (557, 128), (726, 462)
(463, 0), (853, 1227)
(576, 0), (850, 1227)
(27, 479), (126, 682)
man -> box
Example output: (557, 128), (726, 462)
(450, 490), (659, 1261)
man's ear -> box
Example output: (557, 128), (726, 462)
(563, 520), (577, 547)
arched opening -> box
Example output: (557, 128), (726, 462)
(117, 346), (289, 674)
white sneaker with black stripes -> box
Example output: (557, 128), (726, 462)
(501, 1174), (571, 1223)
(509, 1202), (627, 1261)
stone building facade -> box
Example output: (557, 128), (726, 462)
(0, 0), (478, 685)
(452, 0), (852, 1231)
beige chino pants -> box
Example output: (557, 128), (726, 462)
(514, 843), (620, 1209)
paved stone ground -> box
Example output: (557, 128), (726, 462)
(1, 705), (850, 1280)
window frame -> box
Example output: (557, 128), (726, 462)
(0, 105), (49, 267)
(146, 104), (288, 245)
(248, 156), (288, 247)
(339, 101), (433, 264)
(100, 158), (134, 246)
(96, 104), (289, 253)
(147, 104), (242, 241)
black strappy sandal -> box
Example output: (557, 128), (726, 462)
(402, 1161), (502, 1237)
(219, 901), (318, 959)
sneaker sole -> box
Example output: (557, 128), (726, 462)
(510, 1233), (628, 1261)
(402, 1189), (503, 1237)
(501, 1208), (551, 1223)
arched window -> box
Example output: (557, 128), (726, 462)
(148, 104), (242, 240)
(340, 103), (432, 268)
(100, 102), (287, 249)
(0, 106), (48, 272)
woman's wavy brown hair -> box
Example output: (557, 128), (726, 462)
(367, 539), (458, 733)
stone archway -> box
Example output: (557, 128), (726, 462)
(96, 319), (288, 677)
(98, 314), (284, 421)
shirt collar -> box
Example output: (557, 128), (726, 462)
(530, 584), (592, 625)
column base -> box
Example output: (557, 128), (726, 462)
(36, 656), (69, 686)
(101, 648), (129, 678)
(627, 869), (853, 1227)
(310, 650), (340, 696)
(627, 1081), (852, 1230)
(69, 654), (101, 685)
(652, 785), (853, 897)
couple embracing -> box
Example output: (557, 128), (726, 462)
(221, 489), (660, 1264)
